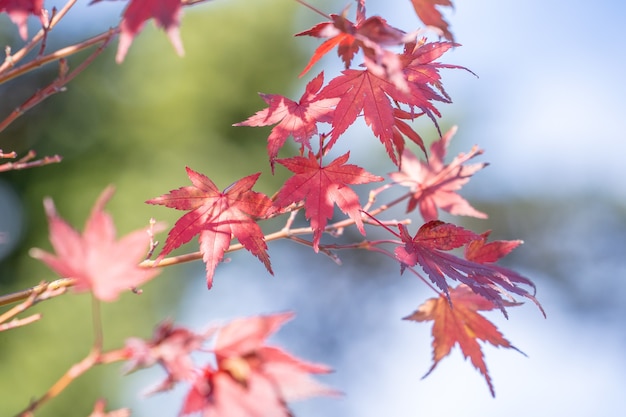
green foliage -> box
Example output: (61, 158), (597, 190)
(0, 1), (304, 415)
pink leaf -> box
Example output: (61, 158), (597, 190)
(147, 168), (273, 288)
(273, 152), (383, 251)
(113, 0), (183, 63)
(390, 126), (487, 221)
(30, 186), (161, 301)
(0, 0), (44, 40)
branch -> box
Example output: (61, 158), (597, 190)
(0, 313), (42, 331)
(15, 346), (129, 417)
(0, 28), (117, 134)
(0, 187), (415, 308)
(0, 278), (74, 309)
(0, 0), (80, 74)
(0, 150), (62, 172)
(0, 28), (119, 85)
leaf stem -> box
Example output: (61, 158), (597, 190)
(91, 297), (103, 351)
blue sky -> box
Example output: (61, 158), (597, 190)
(381, 0), (626, 201)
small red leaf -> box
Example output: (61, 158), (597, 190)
(234, 72), (338, 169)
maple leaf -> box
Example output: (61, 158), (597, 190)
(234, 72), (339, 170)
(273, 152), (383, 251)
(295, 0), (408, 86)
(317, 40), (459, 165)
(104, 0), (184, 63)
(0, 0), (44, 40)
(394, 221), (539, 315)
(465, 231), (546, 317)
(180, 313), (337, 417)
(390, 108), (428, 158)
(146, 168), (273, 288)
(404, 284), (520, 396)
(125, 319), (213, 394)
(30, 186), (161, 302)
(465, 230), (522, 264)
(389, 126), (487, 221)
(410, 0), (455, 41)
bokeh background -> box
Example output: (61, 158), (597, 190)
(1, 0), (625, 416)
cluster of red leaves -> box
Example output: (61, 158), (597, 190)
(1, 0), (454, 64)
(393, 220), (543, 317)
(236, 1), (465, 167)
(17, 0), (546, 405)
(125, 313), (336, 417)
(391, 222), (545, 395)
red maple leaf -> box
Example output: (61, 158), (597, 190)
(410, 0), (455, 41)
(389, 126), (487, 221)
(180, 313), (337, 417)
(0, 0), (44, 40)
(465, 231), (546, 317)
(295, 0), (407, 78)
(404, 284), (521, 396)
(465, 231), (522, 264)
(107, 0), (184, 63)
(234, 72), (339, 170)
(273, 152), (383, 251)
(394, 221), (540, 315)
(317, 40), (459, 165)
(30, 186), (161, 301)
(125, 320), (213, 394)
(146, 168), (273, 288)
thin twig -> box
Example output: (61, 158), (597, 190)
(0, 28), (117, 134)
(0, 278), (74, 309)
(15, 346), (129, 417)
(0, 151), (62, 172)
(0, 314), (42, 331)
(0, 0), (79, 74)
(294, 0), (330, 19)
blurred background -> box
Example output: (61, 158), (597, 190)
(1, 0), (625, 416)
